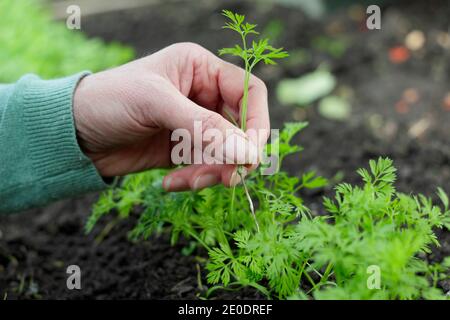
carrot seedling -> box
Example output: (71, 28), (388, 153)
(219, 10), (288, 131)
(219, 10), (288, 232)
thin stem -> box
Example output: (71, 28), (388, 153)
(236, 33), (260, 232)
(239, 169), (260, 233)
(303, 271), (317, 289)
(186, 229), (212, 252)
(241, 70), (251, 131)
(223, 107), (239, 127)
(240, 32), (250, 131)
(229, 185), (236, 216)
(95, 216), (121, 244)
(306, 262), (335, 294)
(196, 264), (204, 291)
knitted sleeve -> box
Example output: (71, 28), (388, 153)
(0, 73), (107, 214)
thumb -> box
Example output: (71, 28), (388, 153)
(155, 88), (258, 165)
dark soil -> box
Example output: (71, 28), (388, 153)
(1, 0), (449, 299)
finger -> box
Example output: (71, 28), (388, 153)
(183, 49), (270, 152)
(153, 82), (258, 165)
(163, 164), (247, 192)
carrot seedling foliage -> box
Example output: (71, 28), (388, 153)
(88, 130), (450, 299)
(88, 122), (328, 298)
(87, 11), (450, 299)
(295, 158), (450, 299)
(219, 10), (288, 131)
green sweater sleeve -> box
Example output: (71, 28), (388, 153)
(0, 73), (107, 214)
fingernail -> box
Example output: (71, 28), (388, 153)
(224, 134), (259, 164)
(230, 167), (248, 187)
(247, 163), (259, 171)
(164, 177), (186, 191)
(193, 174), (219, 190)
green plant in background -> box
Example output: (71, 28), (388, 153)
(311, 35), (348, 59)
(0, 0), (133, 82)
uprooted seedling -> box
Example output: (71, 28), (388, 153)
(219, 10), (288, 232)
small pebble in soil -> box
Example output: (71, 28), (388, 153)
(403, 88), (420, 104)
(436, 31), (450, 49)
(405, 30), (426, 51)
(408, 117), (432, 139)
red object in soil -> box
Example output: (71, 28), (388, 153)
(395, 100), (410, 114)
(389, 46), (410, 64)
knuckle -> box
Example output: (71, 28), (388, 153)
(168, 42), (211, 71)
(255, 77), (268, 94)
(172, 42), (205, 54)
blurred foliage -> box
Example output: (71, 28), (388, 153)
(318, 95), (351, 121)
(261, 19), (284, 45)
(273, 0), (326, 19)
(311, 36), (348, 59)
(277, 68), (336, 106)
(282, 49), (312, 68)
(0, 0), (134, 82)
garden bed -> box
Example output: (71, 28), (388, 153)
(0, 0), (449, 299)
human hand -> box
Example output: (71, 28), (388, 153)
(73, 42), (269, 191)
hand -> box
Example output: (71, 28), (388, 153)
(73, 42), (269, 191)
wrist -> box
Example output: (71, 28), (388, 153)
(73, 74), (95, 156)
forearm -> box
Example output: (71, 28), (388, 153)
(0, 73), (107, 214)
